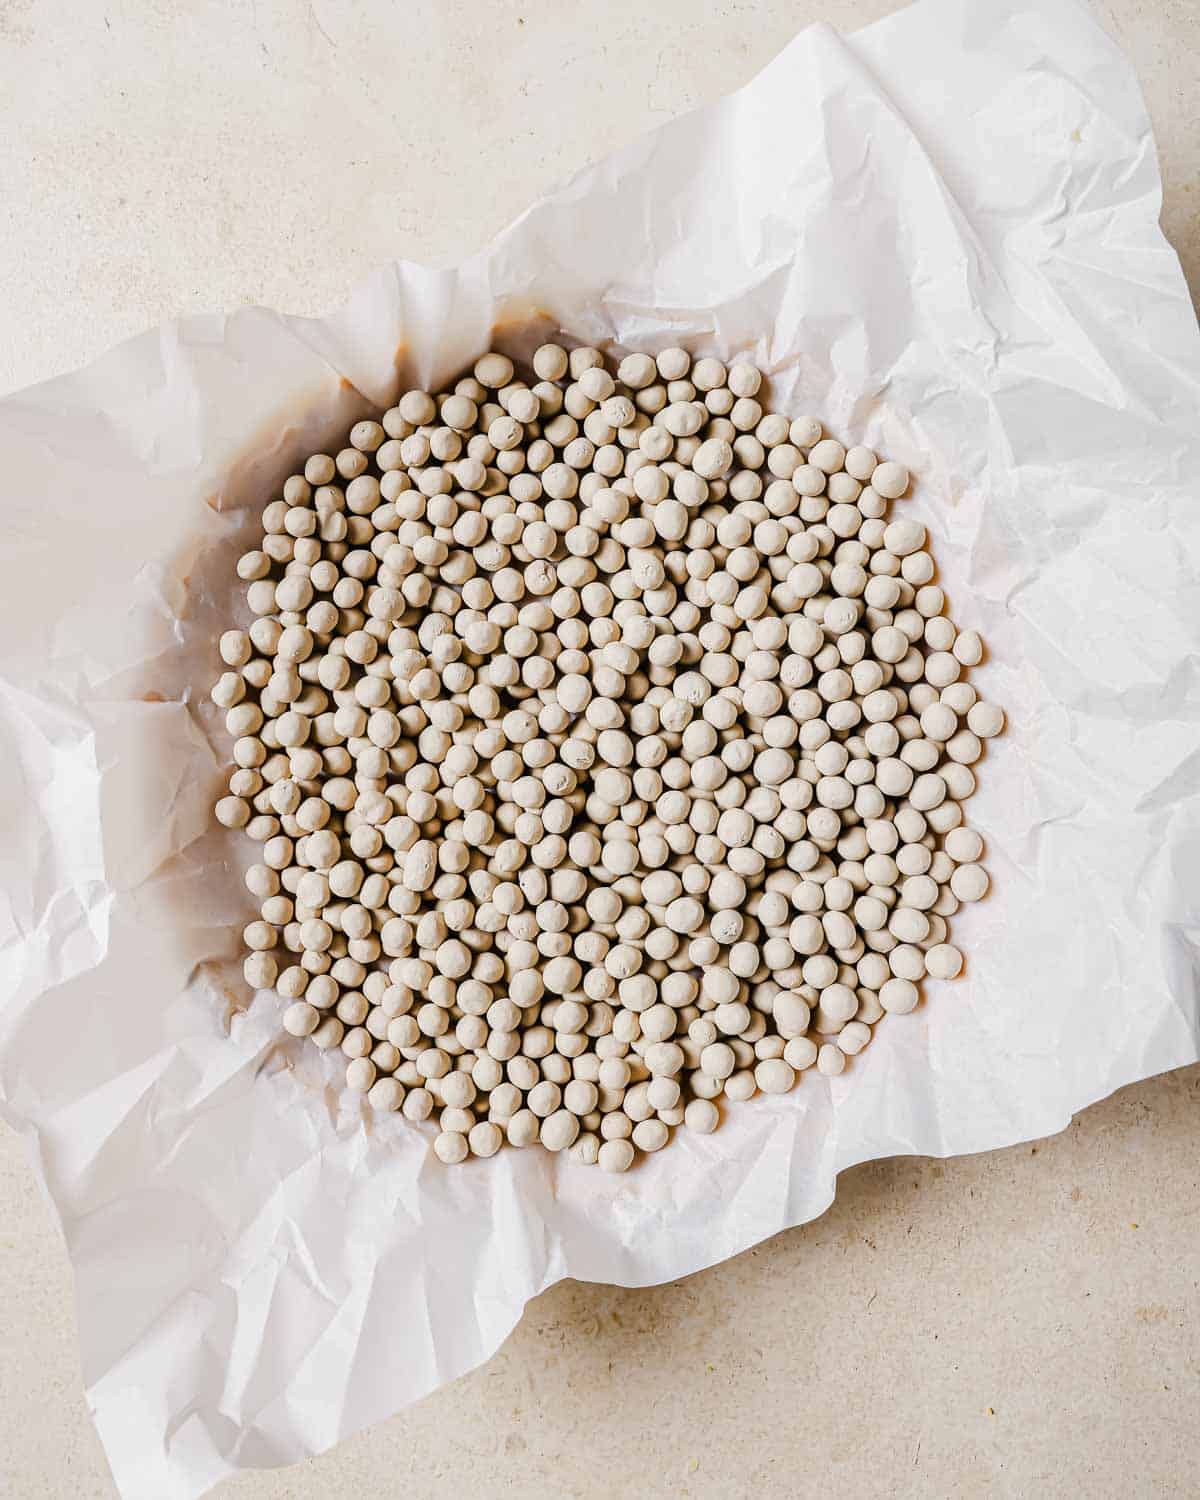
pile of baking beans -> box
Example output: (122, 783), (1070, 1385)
(213, 343), (1003, 1170)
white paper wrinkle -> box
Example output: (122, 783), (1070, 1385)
(1, 1), (1199, 1496)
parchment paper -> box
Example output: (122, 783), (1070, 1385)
(2, 0), (1199, 1495)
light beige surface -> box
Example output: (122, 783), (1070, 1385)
(1, 2), (1197, 1497)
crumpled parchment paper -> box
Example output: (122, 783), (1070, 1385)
(2, 0), (1198, 1495)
